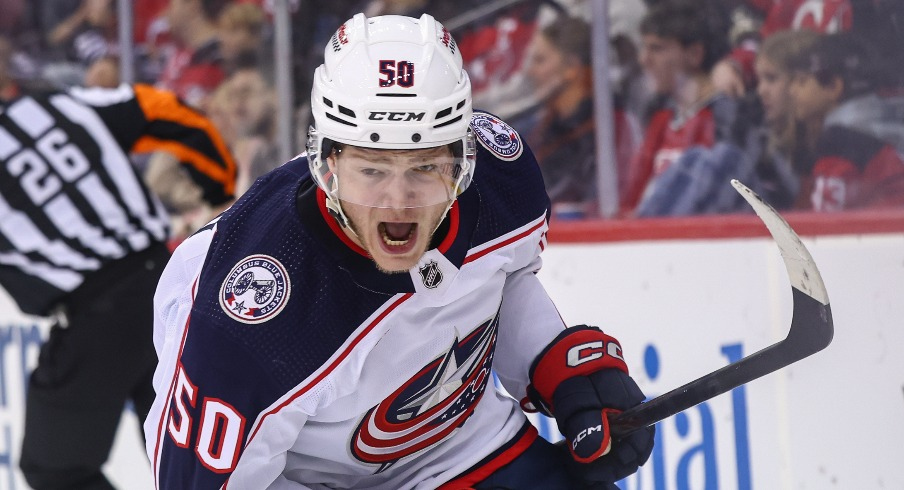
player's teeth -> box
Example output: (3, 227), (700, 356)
(381, 224), (413, 246)
(381, 229), (410, 246)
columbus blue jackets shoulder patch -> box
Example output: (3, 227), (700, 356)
(219, 254), (291, 324)
(471, 112), (523, 161)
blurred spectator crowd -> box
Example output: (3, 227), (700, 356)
(2, 0), (904, 229)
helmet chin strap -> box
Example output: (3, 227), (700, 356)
(432, 168), (469, 233)
(433, 201), (454, 235)
(323, 175), (361, 240)
(325, 196), (352, 229)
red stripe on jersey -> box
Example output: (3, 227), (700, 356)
(152, 313), (195, 489)
(153, 275), (203, 488)
(316, 188), (370, 257)
(436, 424), (538, 489)
(463, 217), (545, 264)
(436, 200), (460, 254)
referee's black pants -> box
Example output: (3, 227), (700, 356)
(19, 244), (170, 490)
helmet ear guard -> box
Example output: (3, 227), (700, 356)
(306, 13), (475, 220)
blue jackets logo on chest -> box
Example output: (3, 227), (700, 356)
(219, 254), (291, 324)
(349, 315), (499, 472)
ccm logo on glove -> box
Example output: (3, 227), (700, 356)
(526, 325), (655, 482)
(572, 424), (609, 452)
(567, 340), (624, 367)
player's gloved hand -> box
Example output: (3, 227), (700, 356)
(523, 325), (654, 486)
(556, 369), (655, 485)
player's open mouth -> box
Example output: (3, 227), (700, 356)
(379, 222), (417, 249)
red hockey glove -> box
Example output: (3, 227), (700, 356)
(524, 325), (654, 484)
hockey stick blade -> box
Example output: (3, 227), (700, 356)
(608, 179), (834, 438)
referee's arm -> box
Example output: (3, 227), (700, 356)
(89, 83), (238, 206)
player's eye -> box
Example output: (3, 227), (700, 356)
(360, 168), (384, 177)
(414, 164), (437, 173)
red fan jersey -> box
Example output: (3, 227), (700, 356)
(621, 95), (736, 211)
(803, 95), (904, 211)
(753, 0), (853, 37)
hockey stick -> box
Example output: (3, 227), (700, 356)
(608, 179), (834, 438)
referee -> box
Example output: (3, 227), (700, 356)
(0, 83), (236, 489)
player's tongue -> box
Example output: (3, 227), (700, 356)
(379, 222), (415, 246)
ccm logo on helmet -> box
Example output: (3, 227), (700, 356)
(368, 111), (426, 122)
(566, 341), (624, 367)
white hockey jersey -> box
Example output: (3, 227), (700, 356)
(145, 114), (568, 489)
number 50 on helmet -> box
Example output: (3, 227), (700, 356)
(307, 13), (476, 213)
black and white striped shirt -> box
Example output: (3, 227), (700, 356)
(0, 84), (235, 315)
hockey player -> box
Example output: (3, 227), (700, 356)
(146, 13), (654, 489)
(0, 83), (235, 488)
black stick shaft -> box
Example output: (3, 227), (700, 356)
(609, 288), (833, 438)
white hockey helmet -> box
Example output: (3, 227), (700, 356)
(307, 13), (476, 216)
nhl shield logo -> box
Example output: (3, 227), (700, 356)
(418, 260), (443, 289)
(219, 255), (291, 324)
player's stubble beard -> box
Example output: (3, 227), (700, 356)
(344, 201), (449, 275)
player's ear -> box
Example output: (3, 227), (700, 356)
(326, 146), (340, 173)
